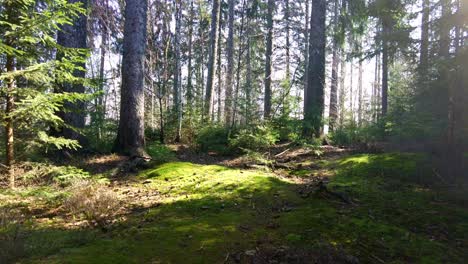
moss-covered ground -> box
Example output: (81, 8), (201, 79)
(1, 148), (467, 263)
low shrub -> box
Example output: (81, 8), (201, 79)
(195, 125), (230, 154)
(330, 121), (385, 147)
(270, 117), (303, 142)
(229, 125), (279, 153)
(293, 137), (324, 157)
(20, 163), (90, 187)
(64, 180), (120, 228)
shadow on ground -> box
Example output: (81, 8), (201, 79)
(2, 153), (468, 263)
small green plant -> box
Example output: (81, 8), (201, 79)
(229, 125), (279, 152)
(242, 149), (274, 166)
(195, 125), (230, 154)
(21, 163), (90, 187)
(330, 121), (385, 147)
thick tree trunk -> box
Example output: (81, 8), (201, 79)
(114, 0), (148, 157)
(304, 0), (326, 137)
(224, 0), (235, 125)
(204, 0), (221, 122)
(329, 0), (339, 131)
(56, 0), (88, 146)
(264, 0), (274, 119)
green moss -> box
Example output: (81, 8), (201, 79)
(289, 169), (310, 177)
(11, 155), (468, 263)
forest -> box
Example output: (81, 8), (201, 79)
(0, 0), (467, 263)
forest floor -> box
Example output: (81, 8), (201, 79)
(1, 143), (468, 263)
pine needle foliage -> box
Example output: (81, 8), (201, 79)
(0, 0), (90, 154)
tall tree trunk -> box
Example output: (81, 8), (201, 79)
(419, 0), (430, 78)
(329, 0), (339, 131)
(339, 48), (346, 127)
(373, 51), (381, 121)
(285, 0), (290, 83)
(440, 0), (455, 180)
(224, 0), (235, 125)
(56, 0), (88, 147)
(381, 21), (389, 116)
(3, 1), (18, 188)
(264, 0), (274, 119)
(204, 0), (221, 122)
(158, 95), (165, 144)
(349, 58), (354, 121)
(282, 0), (291, 116)
(216, 14), (223, 123)
(304, 0), (310, 104)
(245, 30), (252, 124)
(114, 0), (148, 157)
(232, 0), (247, 128)
(358, 53), (363, 125)
(96, 0), (109, 141)
(304, 0), (326, 137)
(173, 0), (182, 142)
(187, 0), (194, 106)
(5, 54), (15, 188)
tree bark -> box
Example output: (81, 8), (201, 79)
(96, 0), (109, 141)
(216, 13), (223, 123)
(5, 54), (15, 188)
(419, 0), (430, 78)
(187, 0), (194, 106)
(224, 0), (235, 125)
(204, 0), (221, 122)
(264, 0), (274, 119)
(173, 0), (182, 142)
(381, 21), (389, 116)
(282, 0), (291, 116)
(358, 36), (363, 125)
(231, 0), (247, 128)
(304, 0), (326, 137)
(358, 55), (363, 125)
(304, 0), (310, 104)
(339, 48), (346, 127)
(349, 57), (354, 122)
(114, 0), (148, 157)
(329, 0), (339, 131)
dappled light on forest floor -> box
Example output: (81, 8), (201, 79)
(1, 151), (467, 263)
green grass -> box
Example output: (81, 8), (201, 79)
(3, 153), (468, 263)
